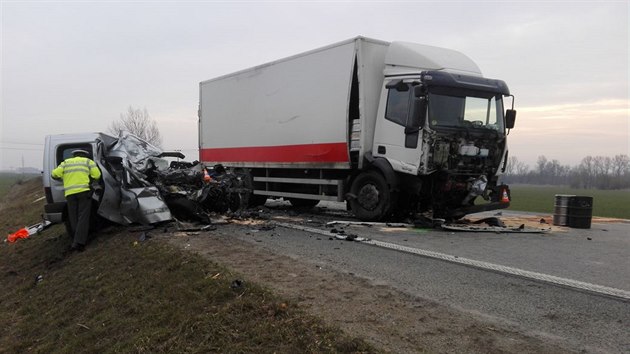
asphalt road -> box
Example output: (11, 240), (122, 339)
(235, 202), (630, 353)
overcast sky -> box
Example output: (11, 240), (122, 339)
(1, 0), (628, 170)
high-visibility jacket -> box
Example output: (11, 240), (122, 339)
(51, 156), (102, 197)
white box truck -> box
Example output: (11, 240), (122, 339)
(199, 36), (517, 220)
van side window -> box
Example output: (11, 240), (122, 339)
(56, 144), (93, 165)
(385, 88), (410, 126)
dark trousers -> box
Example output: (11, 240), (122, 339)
(66, 191), (92, 247)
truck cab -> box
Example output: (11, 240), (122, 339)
(365, 42), (516, 219)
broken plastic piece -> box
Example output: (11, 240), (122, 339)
(327, 220), (410, 228)
(472, 217), (505, 227)
(7, 228), (29, 243)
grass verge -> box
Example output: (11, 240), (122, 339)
(509, 184), (630, 219)
(0, 178), (375, 353)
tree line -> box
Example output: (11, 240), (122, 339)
(503, 155), (630, 190)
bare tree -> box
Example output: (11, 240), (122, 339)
(506, 156), (529, 175)
(611, 154), (629, 177)
(536, 155), (548, 176)
(109, 106), (163, 147)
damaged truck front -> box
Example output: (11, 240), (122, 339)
(199, 36), (517, 221)
(43, 132), (243, 228)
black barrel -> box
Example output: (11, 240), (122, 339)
(567, 196), (593, 229)
(552, 194), (575, 226)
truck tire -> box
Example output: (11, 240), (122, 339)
(288, 198), (319, 208)
(349, 170), (392, 221)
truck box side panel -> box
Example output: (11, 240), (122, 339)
(356, 39), (388, 167)
(200, 41), (357, 168)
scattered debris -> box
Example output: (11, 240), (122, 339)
(257, 225), (276, 231)
(7, 220), (52, 243)
(138, 232), (151, 242)
(471, 217), (505, 228)
(31, 196), (45, 203)
(413, 215), (437, 228)
(326, 221), (410, 228)
(441, 223), (550, 233)
(325, 216), (550, 234)
(200, 224), (216, 231)
(230, 279), (245, 291)
(175, 220), (215, 232)
(334, 234), (368, 242)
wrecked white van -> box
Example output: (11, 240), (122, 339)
(43, 131), (242, 228)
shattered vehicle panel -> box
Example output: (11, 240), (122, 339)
(90, 131), (244, 225)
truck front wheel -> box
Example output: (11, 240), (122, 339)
(349, 170), (393, 221)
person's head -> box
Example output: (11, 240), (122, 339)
(72, 149), (90, 158)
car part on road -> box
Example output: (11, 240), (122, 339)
(440, 224), (550, 233)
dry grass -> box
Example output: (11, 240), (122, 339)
(0, 178), (375, 353)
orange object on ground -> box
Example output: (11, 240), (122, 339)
(203, 168), (212, 182)
(7, 228), (29, 243)
(500, 189), (510, 203)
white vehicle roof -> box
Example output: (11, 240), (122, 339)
(385, 41), (482, 77)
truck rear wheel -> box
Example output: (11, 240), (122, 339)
(349, 170), (392, 221)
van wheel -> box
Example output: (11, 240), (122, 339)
(349, 170), (392, 221)
(288, 198), (319, 208)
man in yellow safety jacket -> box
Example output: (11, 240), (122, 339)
(51, 149), (101, 252)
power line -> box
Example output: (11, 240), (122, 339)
(0, 141), (44, 146)
(0, 147), (43, 151)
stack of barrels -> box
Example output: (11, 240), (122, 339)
(552, 195), (594, 229)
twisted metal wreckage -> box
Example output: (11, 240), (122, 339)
(92, 132), (245, 225)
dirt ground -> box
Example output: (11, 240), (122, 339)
(163, 210), (573, 354)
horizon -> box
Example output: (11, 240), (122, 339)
(1, 1), (628, 170)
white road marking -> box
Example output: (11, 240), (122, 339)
(275, 222), (630, 301)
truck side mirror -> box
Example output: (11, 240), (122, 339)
(386, 79), (409, 92)
(505, 109), (516, 129)
(412, 96), (427, 128)
(413, 85), (426, 98)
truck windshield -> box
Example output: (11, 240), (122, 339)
(428, 93), (505, 133)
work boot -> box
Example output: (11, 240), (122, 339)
(70, 244), (85, 252)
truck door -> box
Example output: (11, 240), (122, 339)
(372, 81), (424, 175)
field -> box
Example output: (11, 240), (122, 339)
(509, 184), (630, 219)
(0, 172), (35, 198)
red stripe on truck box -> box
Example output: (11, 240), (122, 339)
(200, 142), (349, 163)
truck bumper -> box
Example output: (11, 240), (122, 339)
(446, 201), (510, 219)
(443, 184), (511, 220)
(44, 202), (66, 224)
